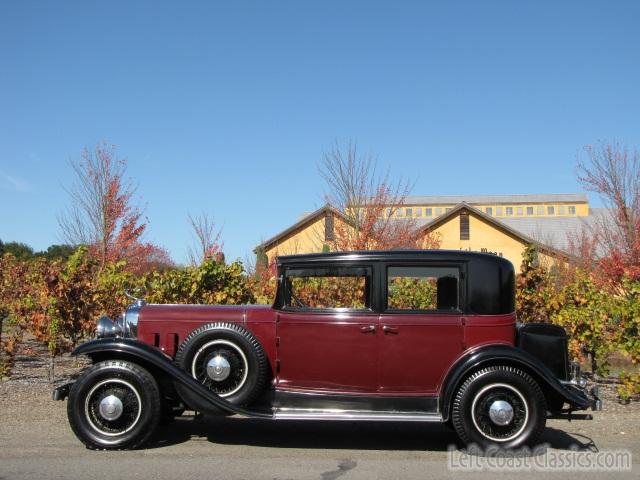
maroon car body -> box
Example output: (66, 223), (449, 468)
(138, 304), (515, 395)
(55, 250), (600, 451)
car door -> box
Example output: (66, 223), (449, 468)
(276, 264), (379, 392)
(378, 264), (465, 395)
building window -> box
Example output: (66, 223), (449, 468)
(496, 207), (503, 216)
(569, 205), (576, 215)
(537, 206), (545, 215)
(446, 207), (453, 212)
(547, 206), (555, 215)
(386, 208), (392, 218)
(396, 209), (403, 217)
(425, 208), (432, 216)
(558, 205), (565, 215)
(527, 206), (534, 215)
(405, 207), (412, 217)
(415, 207), (422, 217)
(506, 207), (513, 216)
(324, 212), (335, 241)
(486, 207), (493, 216)
(435, 207), (442, 216)
(516, 207), (523, 216)
(460, 213), (470, 240)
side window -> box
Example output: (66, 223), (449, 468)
(284, 266), (371, 310)
(387, 266), (459, 311)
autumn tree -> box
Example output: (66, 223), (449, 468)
(0, 254), (31, 376)
(186, 213), (224, 266)
(319, 141), (439, 251)
(577, 142), (640, 284)
(59, 142), (171, 274)
(516, 245), (553, 323)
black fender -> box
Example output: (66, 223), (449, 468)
(71, 338), (272, 419)
(439, 344), (591, 421)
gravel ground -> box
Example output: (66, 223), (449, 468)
(0, 342), (638, 480)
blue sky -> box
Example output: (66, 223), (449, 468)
(1, 1), (639, 264)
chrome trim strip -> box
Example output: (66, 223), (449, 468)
(122, 300), (146, 338)
(273, 408), (442, 422)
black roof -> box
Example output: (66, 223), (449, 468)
(275, 249), (516, 315)
(277, 249), (514, 267)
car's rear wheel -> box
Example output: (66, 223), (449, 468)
(67, 360), (161, 450)
(174, 322), (269, 410)
(451, 365), (546, 449)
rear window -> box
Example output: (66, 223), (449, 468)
(284, 266), (371, 310)
(387, 266), (459, 311)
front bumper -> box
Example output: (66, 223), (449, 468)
(52, 383), (72, 401)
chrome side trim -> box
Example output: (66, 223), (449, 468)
(273, 408), (442, 422)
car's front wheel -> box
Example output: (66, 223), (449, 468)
(67, 360), (161, 450)
(451, 365), (546, 449)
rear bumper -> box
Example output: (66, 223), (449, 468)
(554, 360), (602, 413)
(572, 384), (602, 411)
(559, 381), (602, 412)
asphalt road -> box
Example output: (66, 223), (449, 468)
(0, 383), (638, 480)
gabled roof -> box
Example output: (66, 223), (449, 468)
(256, 201), (582, 260)
(255, 204), (345, 252)
(417, 202), (570, 258)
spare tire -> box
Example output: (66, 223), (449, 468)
(174, 322), (269, 410)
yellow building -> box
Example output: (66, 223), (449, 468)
(256, 194), (603, 271)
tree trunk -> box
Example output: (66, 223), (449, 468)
(49, 353), (55, 383)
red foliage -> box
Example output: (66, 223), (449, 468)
(577, 142), (640, 285)
(63, 143), (171, 274)
(248, 257), (278, 304)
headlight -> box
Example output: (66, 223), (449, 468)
(95, 299), (146, 339)
(96, 316), (122, 338)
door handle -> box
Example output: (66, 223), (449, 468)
(383, 325), (399, 334)
(360, 325), (376, 333)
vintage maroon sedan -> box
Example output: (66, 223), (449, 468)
(54, 251), (600, 450)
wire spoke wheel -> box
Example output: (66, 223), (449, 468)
(192, 340), (249, 397)
(471, 383), (528, 442)
(452, 366), (546, 449)
(68, 360), (161, 450)
(85, 379), (142, 436)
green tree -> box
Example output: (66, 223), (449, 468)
(1, 241), (35, 260)
(39, 244), (76, 261)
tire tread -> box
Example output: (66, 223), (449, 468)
(451, 365), (547, 448)
(67, 360), (161, 450)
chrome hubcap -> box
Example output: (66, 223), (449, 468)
(488, 399), (514, 426)
(471, 382), (529, 442)
(98, 394), (124, 421)
(85, 378), (142, 437)
(192, 339), (249, 397)
(206, 355), (231, 381)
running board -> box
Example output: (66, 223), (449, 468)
(273, 408), (443, 422)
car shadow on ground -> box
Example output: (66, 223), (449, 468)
(148, 415), (598, 454)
